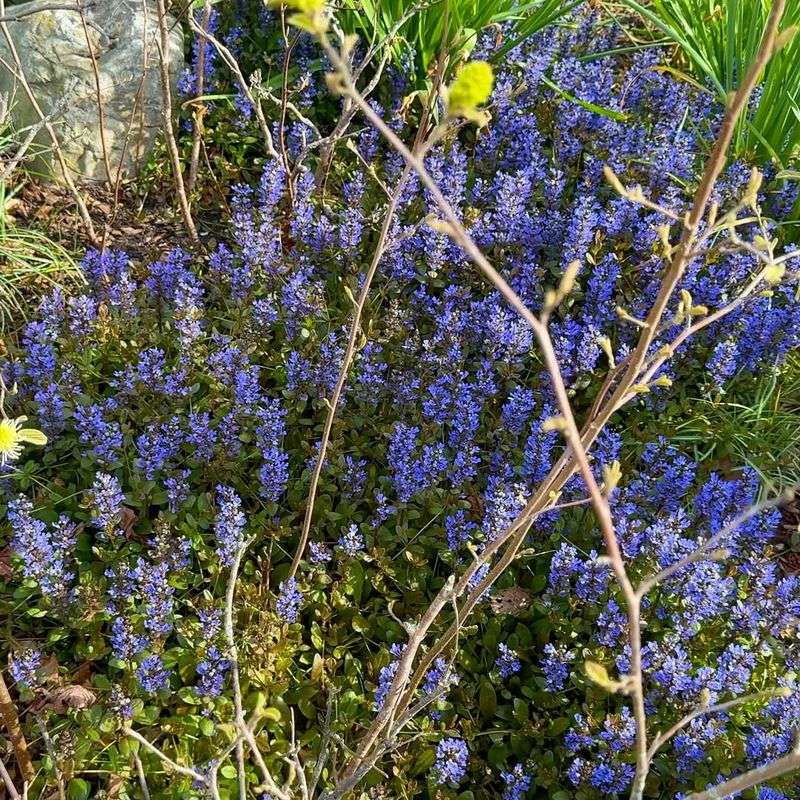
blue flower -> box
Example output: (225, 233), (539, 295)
(195, 645), (230, 698)
(10, 649), (42, 688)
(501, 763), (532, 800)
(338, 524), (365, 557)
(276, 578), (303, 623)
(433, 737), (469, 786)
(136, 654), (171, 693)
(9, 496), (76, 599)
(214, 485), (245, 566)
(89, 472), (125, 535)
(495, 643), (521, 679)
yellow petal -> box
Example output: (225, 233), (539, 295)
(18, 428), (47, 446)
(447, 61), (494, 116)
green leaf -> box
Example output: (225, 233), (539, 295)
(479, 680), (497, 718)
(541, 76), (628, 121)
(343, 560), (365, 603)
(199, 717), (216, 736)
(67, 779), (91, 800)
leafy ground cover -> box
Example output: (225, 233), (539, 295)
(1, 2), (800, 799)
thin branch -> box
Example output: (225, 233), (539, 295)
(287, 126), (441, 579)
(0, 3), (92, 23)
(35, 716), (65, 800)
(187, 0), (212, 195)
(223, 538), (290, 800)
(0, 670), (33, 784)
(636, 492), (790, 598)
(0, 749), (21, 800)
(685, 747), (800, 800)
(123, 727), (207, 783)
(0, 0), (97, 243)
(133, 752), (151, 800)
(76, 0), (112, 187)
(649, 689), (790, 761)
(154, 0), (199, 242)
(186, 14), (281, 162)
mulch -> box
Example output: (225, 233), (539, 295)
(777, 491), (800, 574)
(10, 180), (202, 260)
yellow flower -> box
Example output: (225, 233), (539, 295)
(0, 416), (47, 465)
(446, 61), (494, 121)
(269, 0), (328, 34)
(287, 0), (325, 11)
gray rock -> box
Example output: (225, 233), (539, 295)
(0, 0), (183, 183)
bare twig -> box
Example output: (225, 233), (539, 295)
(35, 715), (65, 800)
(0, 671), (33, 784)
(223, 538), (290, 800)
(0, 3), (92, 23)
(685, 746), (800, 800)
(133, 751), (151, 800)
(123, 727), (208, 783)
(0, 747), (21, 800)
(154, 0), (199, 242)
(0, 0), (97, 243)
(186, 14), (281, 162)
(636, 492), (790, 598)
(648, 688), (790, 761)
(279, 8), (298, 206)
(287, 128), (442, 579)
(186, 0), (211, 195)
(76, 0), (112, 187)
(0, 103), (64, 182)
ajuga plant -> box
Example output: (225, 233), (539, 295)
(3, 2), (800, 800)
(623, 0), (800, 167)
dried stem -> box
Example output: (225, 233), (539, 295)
(186, 14), (281, 162)
(34, 715), (65, 800)
(76, 0), (112, 187)
(0, 747), (21, 800)
(648, 688), (790, 761)
(685, 746), (800, 800)
(186, 0), (212, 195)
(279, 9), (297, 206)
(288, 125), (442, 579)
(0, 0), (97, 243)
(123, 727), (207, 783)
(223, 538), (289, 800)
(0, 671), (32, 784)
(154, 0), (199, 242)
(133, 752), (151, 800)
(0, 2), (91, 22)
(636, 493), (790, 598)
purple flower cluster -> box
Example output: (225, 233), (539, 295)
(501, 763), (532, 800)
(276, 577), (303, 623)
(214, 485), (245, 566)
(136, 654), (171, 693)
(432, 737), (469, 786)
(195, 645), (231, 697)
(89, 472), (124, 535)
(3, 7), (800, 793)
(10, 649), (42, 688)
(338, 524), (364, 556)
(8, 497), (76, 600)
(495, 643), (521, 679)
